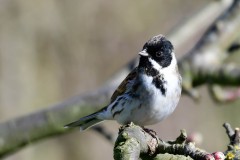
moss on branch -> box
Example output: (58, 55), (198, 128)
(114, 123), (207, 160)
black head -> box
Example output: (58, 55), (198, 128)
(139, 35), (174, 68)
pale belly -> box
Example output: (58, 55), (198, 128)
(113, 74), (181, 126)
(122, 91), (180, 126)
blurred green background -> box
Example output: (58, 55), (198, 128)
(0, 0), (240, 160)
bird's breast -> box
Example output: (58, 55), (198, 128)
(133, 73), (181, 125)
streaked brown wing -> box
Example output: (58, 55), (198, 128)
(110, 67), (138, 103)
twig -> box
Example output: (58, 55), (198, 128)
(92, 125), (115, 144)
(223, 123), (240, 160)
(223, 123), (240, 146)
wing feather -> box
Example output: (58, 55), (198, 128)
(110, 67), (138, 103)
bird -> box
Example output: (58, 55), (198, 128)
(64, 34), (182, 131)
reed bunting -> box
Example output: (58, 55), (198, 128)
(65, 34), (182, 131)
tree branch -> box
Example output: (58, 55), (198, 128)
(179, 0), (240, 100)
(114, 123), (221, 160)
(0, 86), (114, 158)
(114, 123), (240, 160)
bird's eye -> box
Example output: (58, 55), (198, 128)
(156, 52), (162, 57)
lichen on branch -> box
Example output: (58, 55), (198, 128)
(114, 123), (211, 160)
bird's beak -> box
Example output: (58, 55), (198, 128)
(138, 50), (149, 57)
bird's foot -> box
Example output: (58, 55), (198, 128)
(143, 127), (157, 138)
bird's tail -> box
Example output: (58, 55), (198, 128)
(64, 113), (104, 131)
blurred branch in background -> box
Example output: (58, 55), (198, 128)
(179, 0), (240, 101)
(0, 0), (240, 158)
